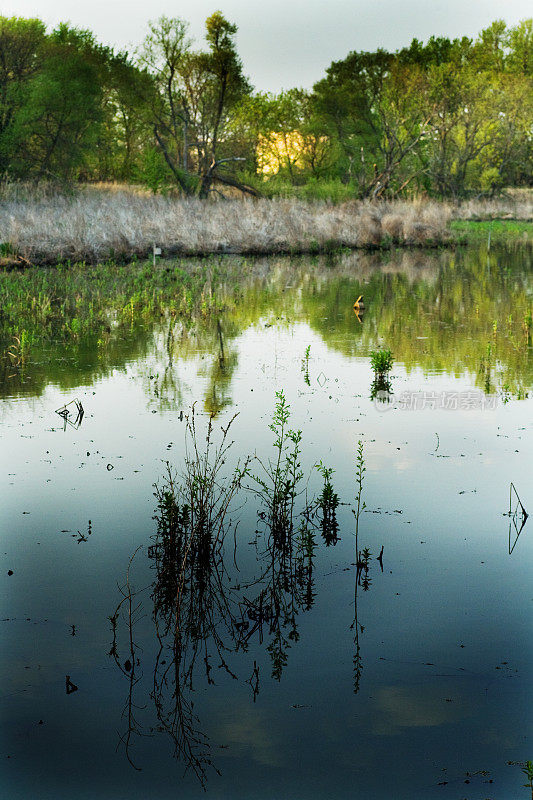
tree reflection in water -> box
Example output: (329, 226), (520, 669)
(3, 244), (532, 406)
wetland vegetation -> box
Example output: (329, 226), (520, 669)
(0, 15), (531, 200)
(1, 235), (532, 799)
(0, 186), (530, 265)
(2, 240), (532, 402)
(1, 8), (532, 800)
(0, 190), (455, 264)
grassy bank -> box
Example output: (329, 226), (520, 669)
(0, 185), (531, 266)
(451, 219), (533, 243)
(451, 190), (533, 221)
(0, 190), (452, 265)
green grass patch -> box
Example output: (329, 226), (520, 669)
(451, 219), (532, 243)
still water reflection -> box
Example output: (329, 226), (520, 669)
(1, 243), (532, 799)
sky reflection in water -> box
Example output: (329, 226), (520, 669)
(1, 243), (532, 799)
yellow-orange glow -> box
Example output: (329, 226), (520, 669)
(256, 131), (326, 176)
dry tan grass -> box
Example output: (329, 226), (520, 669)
(453, 192), (533, 221)
(0, 188), (455, 263)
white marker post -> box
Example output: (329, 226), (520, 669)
(153, 243), (161, 267)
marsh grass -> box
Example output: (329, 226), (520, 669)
(453, 191), (533, 222)
(0, 188), (454, 263)
(0, 183), (530, 266)
(450, 219), (533, 243)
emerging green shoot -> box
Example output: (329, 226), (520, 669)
(301, 345), (311, 386)
(370, 348), (394, 374)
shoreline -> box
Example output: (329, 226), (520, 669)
(0, 238), (455, 270)
(1, 222), (531, 271)
(0, 191), (531, 269)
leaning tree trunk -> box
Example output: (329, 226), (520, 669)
(198, 157), (261, 199)
(153, 126), (192, 195)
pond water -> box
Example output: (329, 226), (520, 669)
(1, 243), (532, 799)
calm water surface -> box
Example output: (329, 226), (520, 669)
(1, 244), (532, 799)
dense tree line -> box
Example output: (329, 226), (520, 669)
(0, 14), (531, 197)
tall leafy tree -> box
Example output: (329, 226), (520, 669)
(203, 12), (250, 162)
(312, 51), (433, 196)
(312, 53), (384, 188)
(471, 19), (508, 71)
(84, 51), (154, 183)
(0, 16), (46, 174)
(136, 16), (193, 192)
(197, 12), (252, 196)
(505, 19), (533, 75)
(13, 24), (107, 181)
(137, 12), (253, 196)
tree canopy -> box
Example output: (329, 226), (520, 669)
(0, 13), (530, 198)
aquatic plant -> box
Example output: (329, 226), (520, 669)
(370, 347), (394, 374)
(247, 390), (303, 546)
(521, 761), (533, 799)
(152, 406), (250, 615)
(243, 392), (339, 679)
(301, 344), (311, 385)
(111, 395), (334, 773)
(349, 440), (382, 694)
(369, 349), (394, 401)
(7, 331), (30, 366)
(353, 440), (366, 558)
(315, 461), (340, 545)
(370, 374), (393, 403)
(108, 546), (145, 772)
(137, 409), (251, 783)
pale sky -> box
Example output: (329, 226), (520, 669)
(1, 0), (530, 91)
